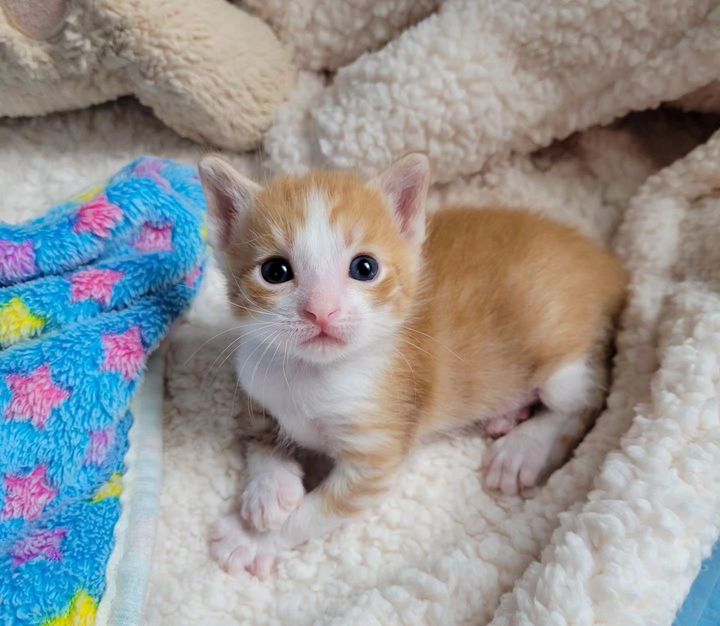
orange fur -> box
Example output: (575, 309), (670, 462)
(390, 206), (627, 438)
(200, 155), (628, 567)
(231, 175), (622, 499)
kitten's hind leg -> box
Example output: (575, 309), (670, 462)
(483, 406), (530, 438)
(482, 357), (605, 496)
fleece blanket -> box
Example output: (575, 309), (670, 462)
(0, 157), (205, 625)
(1, 3), (719, 626)
(0, 93), (716, 626)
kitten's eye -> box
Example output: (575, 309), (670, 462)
(261, 257), (294, 284)
(349, 255), (379, 281)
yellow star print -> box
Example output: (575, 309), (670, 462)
(0, 297), (46, 347)
(92, 472), (123, 503)
(44, 590), (97, 626)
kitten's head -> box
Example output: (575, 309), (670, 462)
(199, 154), (430, 365)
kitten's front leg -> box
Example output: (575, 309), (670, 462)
(227, 409), (304, 533)
(211, 454), (399, 577)
(240, 440), (304, 532)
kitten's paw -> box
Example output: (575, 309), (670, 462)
(482, 420), (565, 496)
(209, 515), (276, 579)
(240, 469), (304, 532)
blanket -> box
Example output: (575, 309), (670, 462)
(0, 157), (205, 625)
(195, 2), (719, 625)
(1, 1), (719, 624)
(1, 90), (715, 626)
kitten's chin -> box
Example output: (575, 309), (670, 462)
(295, 342), (353, 365)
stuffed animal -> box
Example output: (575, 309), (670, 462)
(237, 0), (441, 71)
(0, 0), (295, 151)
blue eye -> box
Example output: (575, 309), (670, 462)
(349, 255), (379, 281)
(261, 257), (294, 284)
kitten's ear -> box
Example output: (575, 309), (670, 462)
(198, 155), (261, 251)
(372, 153), (430, 246)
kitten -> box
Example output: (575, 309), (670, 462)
(198, 154), (627, 578)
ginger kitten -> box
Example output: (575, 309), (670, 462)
(198, 154), (626, 578)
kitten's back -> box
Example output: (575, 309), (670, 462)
(406, 206), (626, 430)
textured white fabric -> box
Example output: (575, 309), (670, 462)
(237, 0), (440, 71)
(264, 0), (720, 183)
(2, 8), (720, 621)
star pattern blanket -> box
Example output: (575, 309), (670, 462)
(0, 157), (205, 625)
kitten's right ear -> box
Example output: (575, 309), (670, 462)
(198, 155), (261, 251)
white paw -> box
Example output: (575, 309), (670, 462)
(482, 419), (566, 496)
(240, 470), (304, 532)
(209, 515), (276, 579)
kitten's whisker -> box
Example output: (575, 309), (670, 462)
(228, 231), (263, 249)
(391, 345), (418, 406)
(202, 333), (246, 385)
(208, 326), (274, 387)
(404, 327), (465, 362)
(236, 328), (281, 379)
(248, 330), (282, 396)
(395, 335), (436, 361)
(180, 324), (244, 368)
(263, 336), (284, 397)
(229, 301), (275, 318)
(247, 330), (283, 417)
(231, 369), (244, 418)
(208, 330), (256, 374)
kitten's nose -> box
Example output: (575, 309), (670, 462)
(302, 303), (340, 330)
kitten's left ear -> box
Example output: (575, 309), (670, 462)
(372, 153), (430, 247)
(198, 155), (261, 252)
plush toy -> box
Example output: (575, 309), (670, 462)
(238, 0), (441, 71)
(0, 0), (295, 151)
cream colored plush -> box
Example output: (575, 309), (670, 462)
(238, 0), (440, 71)
(3, 2), (720, 624)
(262, 0), (720, 182)
(0, 0), (294, 151)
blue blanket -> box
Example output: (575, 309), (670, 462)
(674, 540), (720, 626)
(0, 157), (206, 625)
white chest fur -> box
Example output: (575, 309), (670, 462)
(233, 342), (389, 455)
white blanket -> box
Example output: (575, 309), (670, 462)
(2, 0), (719, 623)
(150, 122), (720, 626)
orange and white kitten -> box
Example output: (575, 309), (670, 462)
(198, 154), (626, 578)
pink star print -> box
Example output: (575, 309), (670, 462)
(74, 196), (122, 238)
(6, 365), (70, 429)
(86, 427), (116, 465)
(10, 528), (67, 566)
(70, 269), (124, 306)
(184, 266), (202, 288)
(134, 223), (173, 253)
(0, 239), (36, 281)
(2, 465), (56, 521)
(102, 326), (145, 381)
(134, 159), (171, 190)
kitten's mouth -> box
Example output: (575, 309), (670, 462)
(302, 330), (346, 347)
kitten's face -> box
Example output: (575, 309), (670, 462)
(199, 155), (430, 365)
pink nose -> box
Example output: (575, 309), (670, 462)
(302, 304), (340, 329)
